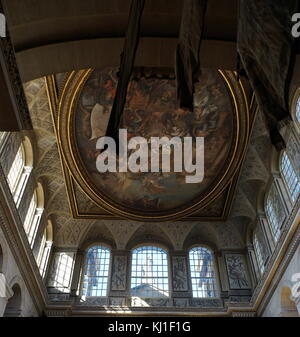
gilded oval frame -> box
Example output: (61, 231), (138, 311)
(58, 69), (249, 221)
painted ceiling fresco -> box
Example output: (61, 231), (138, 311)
(74, 68), (234, 213)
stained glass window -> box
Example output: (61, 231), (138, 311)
(131, 246), (169, 298)
(253, 234), (265, 275)
(81, 246), (110, 297)
(189, 247), (218, 298)
(280, 151), (300, 202)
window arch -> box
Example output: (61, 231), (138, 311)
(189, 247), (218, 298)
(24, 192), (37, 243)
(24, 183), (44, 248)
(253, 234), (265, 275)
(81, 245), (111, 297)
(131, 246), (169, 298)
(37, 220), (53, 278)
(280, 151), (300, 202)
(265, 184), (284, 243)
(7, 138), (33, 206)
(7, 144), (25, 200)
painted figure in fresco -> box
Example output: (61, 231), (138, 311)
(76, 67), (233, 212)
(90, 104), (111, 140)
(89, 70), (117, 140)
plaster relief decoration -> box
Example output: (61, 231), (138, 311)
(109, 297), (126, 307)
(111, 255), (127, 291)
(173, 299), (189, 307)
(131, 297), (170, 307)
(172, 256), (188, 291)
(77, 297), (108, 306)
(225, 254), (251, 289)
(189, 298), (223, 308)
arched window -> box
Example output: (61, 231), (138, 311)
(280, 151), (300, 202)
(24, 193), (36, 233)
(6, 138), (33, 206)
(24, 193), (37, 243)
(7, 144), (25, 200)
(24, 192), (42, 247)
(265, 198), (281, 242)
(189, 247), (218, 298)
(81, 246), (111, 297)
(23, 184), (44, 248)
(253, 234), (265, 275)
(131, 246), (169, 298)
(265, 183), (285, 243)
(37, 220), (53, 278)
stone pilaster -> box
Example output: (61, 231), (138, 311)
(169, 251), (192, 307)
(108, 249), (130, 307)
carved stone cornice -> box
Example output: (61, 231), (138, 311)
(0, 164), (48, 314)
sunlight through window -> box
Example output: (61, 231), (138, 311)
(131, 246), (169, 298)
(7, 145), (25, 197)
(280, 151), (300, 202)
(189, 247), (218, 298)
(81, 246), (110, 297)
(253, 234), (265, 275)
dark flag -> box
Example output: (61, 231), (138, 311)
(176, 0), (208, 111)
(105, 0), (145, 149)
(238, 0), (298, 151)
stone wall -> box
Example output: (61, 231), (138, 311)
(0, 227), (38, 317)
(262, 245), (300, 317)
